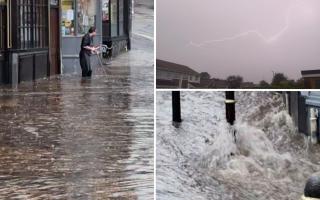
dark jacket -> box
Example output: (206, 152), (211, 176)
(80, 33), (93, 55)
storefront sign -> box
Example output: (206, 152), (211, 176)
(102, 0), (109, 21)
(66, 9), (74, 20)
(50, 0), (58, 6)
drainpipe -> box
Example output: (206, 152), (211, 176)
(172, 91), (182, 124)
(225, 91), (236, 125)
(225, 91), (236, 141)
(285, 92), (290, 114)
(309, 108), (318, 144)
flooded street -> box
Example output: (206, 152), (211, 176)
(0, 1), (154, 199)
(157, 92), (320, 200)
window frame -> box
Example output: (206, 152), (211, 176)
(61, 0), (98, 37)
(12, 0), (49, 50)
(104, 0), (128, 40)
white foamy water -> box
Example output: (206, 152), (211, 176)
(157, 91), (320, 200)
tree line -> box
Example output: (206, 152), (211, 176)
(200, 72), (304, 89)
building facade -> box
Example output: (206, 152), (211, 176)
(285, 91), (320, 143)
(61, 0), (132, 74)
(301, 70), (320, 89)
(156, 59), (201, 89)
(0, 0), (132, 85)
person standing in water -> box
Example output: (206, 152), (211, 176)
(79, 27), (99, 77)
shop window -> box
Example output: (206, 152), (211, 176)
(102, 0), (109, 22)
(110, 0), (118, 37)
(77, 0), (96, 35)
(102, 0), (128, 39)
(50, 0), (59, 6)
(102, 0), (110, 37)
(16, 0), (48, 49)
(61, 0), (75, 36)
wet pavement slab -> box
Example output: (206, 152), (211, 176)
(0, 1), (154, 198)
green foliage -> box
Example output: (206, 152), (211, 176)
(200, 72), (211, 80)
(270, 72), (304, 89)
(259, 80), (270, 88)
(226, 75), (243, 89)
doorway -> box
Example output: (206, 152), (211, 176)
(49, 7), (60, 76)
(0, 4), (6, 83)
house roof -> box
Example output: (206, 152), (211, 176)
(188, 82), (202, 88)
(301, 70), (320, 76)
(157, 59), (199, 76)
(156, 79), (179, 88)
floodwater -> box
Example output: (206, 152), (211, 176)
(0, 64), (154, 199)
(157, 91), (320, 200)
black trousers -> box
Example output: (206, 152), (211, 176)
(79, 51), (92, 77)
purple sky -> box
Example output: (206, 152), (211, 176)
(157, 0), (320, 83)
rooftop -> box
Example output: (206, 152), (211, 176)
(301, 69), (320, 76)
(157, 59), (199, 76)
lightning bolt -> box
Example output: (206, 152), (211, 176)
(189, 0), (305, 47)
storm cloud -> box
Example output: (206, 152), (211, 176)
(157, 0), (320, 83)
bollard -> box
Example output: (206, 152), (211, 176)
(172, 91), (182, 123)
(304, 173), (320, 199)
(225, 91), (236, 125)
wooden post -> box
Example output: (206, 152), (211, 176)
(172, 91), (182, 123)
(225, 91), (236, 125)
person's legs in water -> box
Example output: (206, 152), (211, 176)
(86, 55), (92, 77)
(80, 52), (92, 77)
(80, 52), (88, 77)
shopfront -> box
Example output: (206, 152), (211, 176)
(2, 0), (50, 84)
(101, 0), (132, 54)
(0, 0), (132, 85)
(61, 0), (132, 74)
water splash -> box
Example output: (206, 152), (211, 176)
(157, 91), (320, 200)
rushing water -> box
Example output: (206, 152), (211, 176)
(157, 91), (320, 200)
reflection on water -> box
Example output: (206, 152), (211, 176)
(0, 65), (153, 199)
(157, 91), (320, 200)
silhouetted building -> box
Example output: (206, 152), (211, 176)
(301, 70), (320, 89)
(156, 59), (200, 88)
(200, 78), (228, 88)
(241, 82), (256, 89)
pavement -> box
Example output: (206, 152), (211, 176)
(0, 1), (154, 199)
